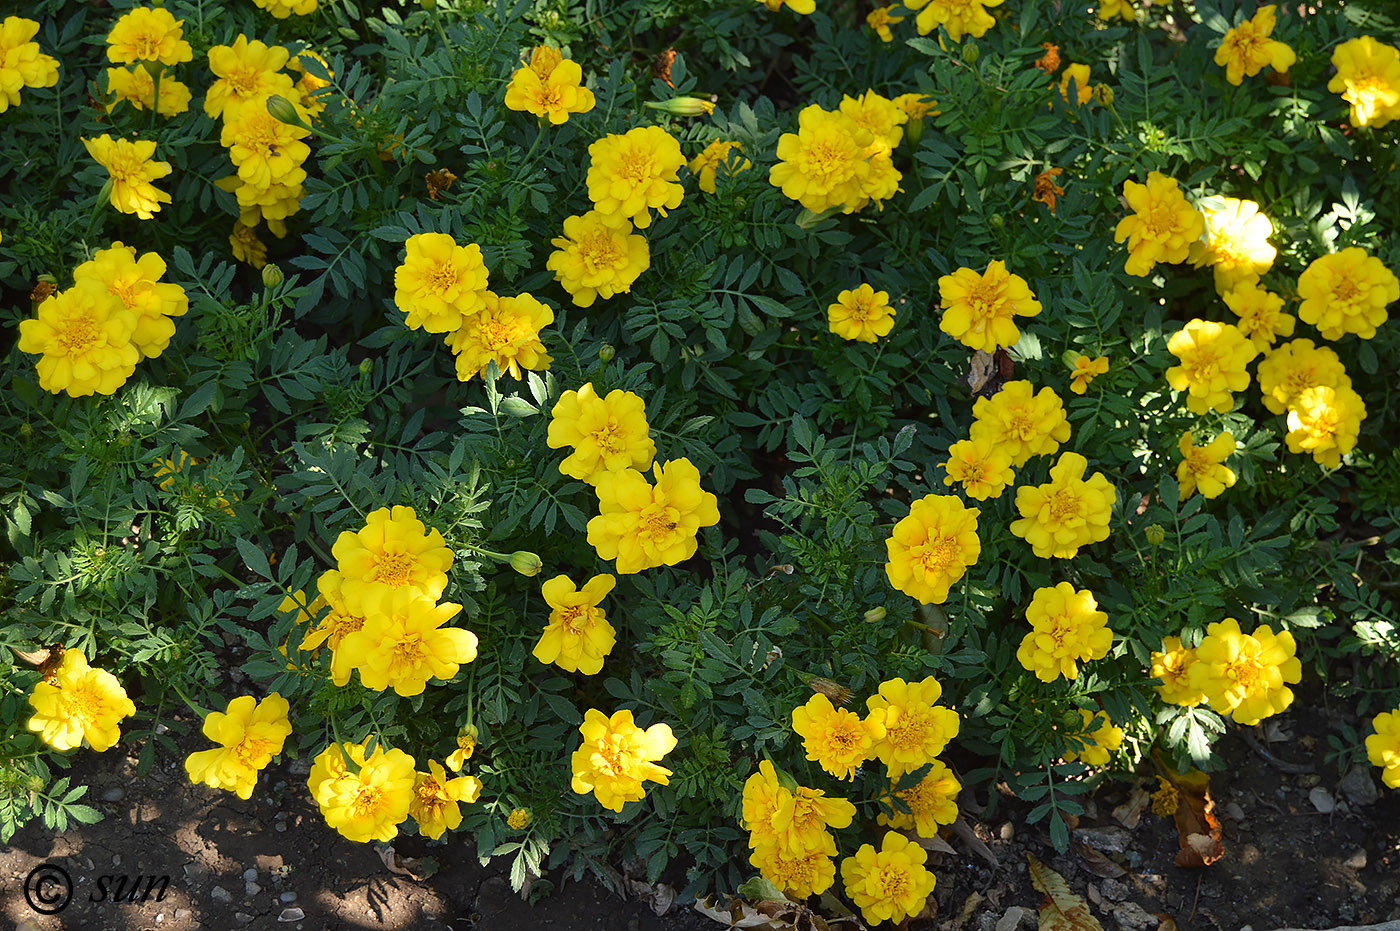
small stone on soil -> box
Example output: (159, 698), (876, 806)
(246, 881), (262, 896)
(280, 891), (297, 902)
(1309, 786), (1336, 813)
(1112, 901), (1157, 930)
(278, 907), (305, 922)
(102, 787), (124, 802)
(174, 909), (190, 920)
(1338, 763), (1380, 806)
(1226, 801), (1246, 820)
(235, 911), (255, 924)
(1074, 826), (1131, 853)
(1101, 878), (1129, 902)
(1345, 848), (1368, 870)
(243, 867), (258, 881)
(211, 885), (232, 904)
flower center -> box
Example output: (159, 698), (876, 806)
(228, 68), (263, 98)
(618, 147), (655, 182)
(130, 31), (165, 60)
(373, 553), (413, 588)
(1332, 278), (1360, 302)
(478, 314), (530, 350)
(886, 706), (931, 752)
(876, 864), (910, 900)
(639, 504), (680, 543)
(592, 420), (624, 456)
(1047, 487), (1083, 522)
(913, 537), (959, 575)
(596, 734), (630, 775)
(351, 784), (384, 818)
(393, 632), (426, 667)
(57, 314), (101, 356)
(1224, 646), (1265, 691)
(580, 230), (624, 273)
(806, 136), (852, 180)
(425, 259), (461, 296)
(108, 149), (149, 183)
(558, 604), (586, 634)
(1188, 348), (1221, 381)
(234, 734), (274, 767)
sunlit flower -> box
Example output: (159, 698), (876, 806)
(1215, 5), (1294, 85)
(1069, 355), (1109, 394)
(884, 494), (981, 605)
(586, 458), (720, 574)
(689, 139), (749, 193)
(1188, 617), (1300, 726)
(756, 0), (816, 12)
(902, 0), (1003, 41)
(547, 383), (656, 484)
(942, 435), (1014, 501)
(409, 759), (482, 840)
(773, 784), (856, 855)
(16, 281), (139, 397)
(27, 650), (137, 752)
(1188, 197), (1276, 294)
(865, 677), (960, 779)
(309, 741), (416, 843)
(546, 211), (650, 307)
(876, 760), (961, 837)
(0, 16), (60, 113)
(1366, 708), (1400, 790)
(1296, 247), (1398, 341)
(445, 291), (554, 382)
(1016, 582), (1113, 682)
(504, 46), (595, 124)
(1113, 172), (1204, 277)
(749, 841), (836, 897)
(571, 709), (677, 811)
(769, 105), (873, 214)
(204, 36), (296, 121)
(586, 127), (686, 229)
(332, 505), (453, 609)
(1096, 0), (1135, 21)
(297, 570), (367, 686)
(828, 283), (896, 343)
(1176, 431), (1237, 500)
(938, 260), (1042, 351)
(741, 759), (789, 848)
(1224, 283), (1294, 350)
(840, 831), (938, 926)
(184, 693), (293, 800)
(1010, 451), (1115, 559)
(1063, 708), (1123, 766)
(445, 725), (477, 772)
(72, 242), (188, 360)
(83, 134), (172, 220)
(791, 693), (875, 781)
(335, 587), (477, 696)
(532, 574), (617, 675)
(106, 7), (192, 66)
(969, 380), (1071, 467)
(1151, 636), (1206, 707)
(1329, 36), (1400, 128)
(1165, 319), (1258, 415)
(1285, 384), (1366, 468)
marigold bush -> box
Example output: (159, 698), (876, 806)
(2, 0), (1399, 913)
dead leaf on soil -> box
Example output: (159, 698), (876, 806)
(995, 905), (1032, 931)
(627, 877), (676, 915)
(965, 350), (996, 393)
(1075, 842), (1127, 879)
(1153, 915), (1178, 931)
(916, 831), (958, 856)
(940, 891), (982, 931)
(1112, 785), (1152, 829)
(1156, 763), (1224, 868)
(1027, 854), (1105, 931)
(377, 846), (437, 881)
(695, 893), (857, 931)
(951, 816), (1000, 868)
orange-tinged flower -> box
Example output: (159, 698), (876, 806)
(1034, 43), (1060, 74)
(1016, 582), (1113, 682)
(1215, 5), (1294, 85)
(445, 291), (554, 382)
(27, 650), (136, 752)
(865, 677), (960, 779)
(184, 693), (293, 799)
(1033, 167), (1065, 212)
(939, 260), (1041, 351)
(571, 709), (677, 811)
(791, 693), (875, 781)
(409, 759), (482, 840)
(884, 494), (981, 604)
(83, 134), (172, 220)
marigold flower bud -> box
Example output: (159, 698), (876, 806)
(261, 263), (284, 288)
(509, 551), (543, 577)
(359, 359), (373, 376)
(863, 607), (887, 623)
(962, 42), (980, 63)
(598, 343), (615, 362)
(265, 94), (309, 129)
(645, 96), (716, 116)
(1144, 524), (1166, 546)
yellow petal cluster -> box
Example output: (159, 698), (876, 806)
(531, 574), (617, 675)
(184, 693), (293, 800)
(83, 135), (172, 220)
(884, 494), (981, 604)
(828, 283), (896, 343)
(1296, 247), (1398, 341)
(16, 280), (141, 396)
(865, 676), (960, 779)
(741, 759), (852, 895)
(1285, 384), (1366, 468)
(1224, 283), (1294, 350)
(104, 65), (192, 116)
(1063, 708), (1123, 766)
(394, 232), (491, 333)
(105, 7), (192, 66)
(1188, 197), (1276, 294)
(1366, 708), (1400, 790)
(547, 210), (651, 307)
(331, 505), (453, 607)
(1016, 582), (1113, 682)
(840, 831), (938, 926)
(309, 741), (417, 843)
(409, 760), (482, 840)
(902, 0), (1002, 41)
(504, 46), (595, 124)
(876, 761), (960, 837)
(938, 260), (1042, 351)
(586, 126), (686, 229)
(446, 291), (554, 382)
(1150, 636), (1206, 707)
(770, 104), (898, 214)
(1257, 338), (1350, 415)
(1329, 36), (1400, 128)
(1010, 452), (1115, 559)
(1113, 172), (1204, 277)
(251, 0), (318, 18)
(1069, 355), (1109, 394)
(1165, 319), (1258, 415)
(0, 17), (60, 113)
(969, 380), (1071, 467)
(571, 709), (677, 811)
(335, 587), (478, 696)
(689, 139), (750, 194)
(26, 650), (137, 752)
(547, 383), (656, 484)
(791, 693), (875, 781)
(1187, 618), (1301, 725)
(866, 6), (906, 42)
(1215, 5), (1294, 85)
(586, 458), (720, 574)
(942, 435), (1014, 501)
(73, 242), (189, 360)
(1176, 431), (1237, 500)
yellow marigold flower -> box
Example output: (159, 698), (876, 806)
(1113, 172), (1204, 277)
(828, 283), (896, 343)
(106, 7), (192, 67)
(104, 65), (191, 116)
(394, 233), (490, 333)
(893, 92), (939, 120)
(26, 650), (136, 752)
(1016, 582), (1113, 682)
(1069, 355), (1109, 394)
(586, 458), (720, 574)
(72, 242), (188, 360)
(1165, 319), (1258, 415)
(224, 176), (304, 235)
(184, 693), (292, 800)
(688, 139), (749, 194)
(1257, 339), (1349, 415)
(1215, 5), (1294, 86)
(903, 0), (1001, 41)
(409, 759), (482, 840)
(866, 6), (906, 41)
(1223, 283), (1294, 350)
(1058, 63), (1094, 105)
(1010, 451), (1115, 559)
(532, 573), (617, 675)
(883, 494), (981, 605)
(1096, 0), (1136, 21)
(571, 708), (677, 812)
(335, 587), (478, 696)
(300, 569), (368, 686)
(791, 693), (874, 781)
(1177, 430), (1237, 500)
(506, 807), (532, 829)
(287, 49), (333, 116)
(1329, 36), (1400, 129)
(1286, 384), (1366, 468)
(230, 221), (268, 268)
(756, 0), (816, 13)
(251, 0), (317, 17)
(1063, 709), (1123, 766)
(310, 741), (416, 843)
(876, 760), (960, 837)
(220, 97), (313, 190)
(445, 725), (478, 772)
(769, 105), (873, 214)
(851, 141), (902, 212)
(504, 48), (595, 124)
(446, 291), (554, 382)
(749, 841), (836, 897)
(1187, 617), (1301, 726)
(741, 759), (789, 848)
(546, 211), (650, 308)
(1188, 197), (1276, 294)
(773, 785), (856, 855)
(83, 134), (172, 220)
(586, 127), (686, 229)
(942, 435), (1014, 501)
(1366, 708), (1400, 790)
(0, 17), (60, 114)
(969, 380), (1071, 467)
(841, 90), (907, 148)
(1151, 636), (1206, 707)
(938, 260), (1042, 351)
(1296, 247), (1398, 341)
(547, 383), (656, 484)
(204, 36), (296, 121)
(865, 677), (960, 779)
(331, 504), (453, 609)
(840, 831), (938, 926)
(16, 281), (139, 397)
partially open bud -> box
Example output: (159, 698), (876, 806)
(509, 551), (543, 577)
(261, 263), (284, 288)
(1144, 524), (1166, 546)
(265, 94), (311, 130)
(644, 96), (715, 117)
(359, 359), (373, 377)
(598, 343), (615, 363)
